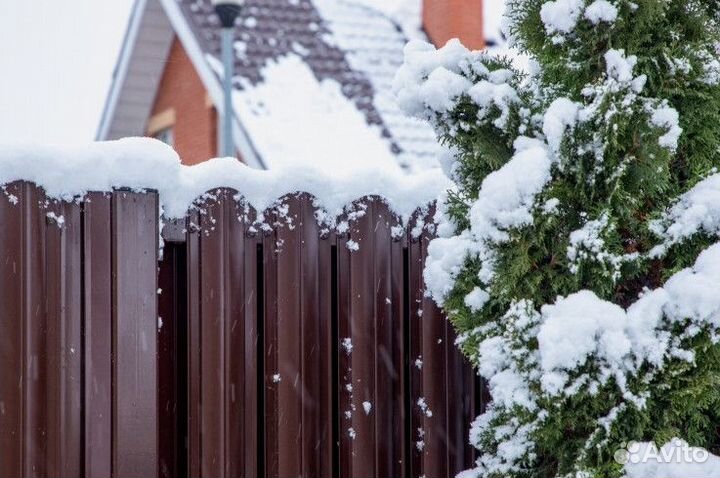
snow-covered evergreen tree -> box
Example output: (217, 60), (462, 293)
(395, 1), (720, 477)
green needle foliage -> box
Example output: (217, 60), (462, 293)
(396, 1), (720, 476)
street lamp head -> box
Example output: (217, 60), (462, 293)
(211, 0), (244, 28)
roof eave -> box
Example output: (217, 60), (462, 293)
(96, 0), (149, 141)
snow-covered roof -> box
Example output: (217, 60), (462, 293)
(98, 0), (445, 173)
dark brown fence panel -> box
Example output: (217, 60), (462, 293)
(22, 183), (48, 478)
(0, 184), (160, 478)
(187, 209), (203, 478)
(83, 192), (114, 478)
(0, 183), (84, 478)
(0, 183), (24, 478)
(338, 199), (406, 478)
(112, 191), (160, 478)
(46, 199), (83, 477)
(263, 195), (334, 478)
(407, 218), (427, 478)
(181, 194), (479, 478)
(186, 190), (258, 478)
(0, 179), (479, 478)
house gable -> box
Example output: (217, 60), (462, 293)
(96, 0), (174, 141)
(149, 38), (219, 165)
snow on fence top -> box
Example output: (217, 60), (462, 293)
(0, 138), (450, 221)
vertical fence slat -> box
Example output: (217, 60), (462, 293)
(84, 193), (113, 478)
(187, 210), (203, 478)
(301, 197), (320, 477)
(227, 197), (256, 478)
(299, 196), (333, 477)
(374, 202), (403, 478)
(446, 322), (477, 475)
(421, 296), (450, 478)
(225, 196), (242, 478)
(46, 200), (82, 477)
(112, 191), (159, 478)
(338, 199), (405, 478)
(241, 203), (259, 478)
(199, 194), (227, 478)
(408, 224), (425, 478)
(337, 222), (353, 478)
(190, 191), (257, 478)
(22, 183), (47, 478)
(391, 223), (408, 477)
(272, 197), (304, 477)
(264, 195), (333, 478)
(263, 216), (280, 478)
(316, 205), (335, 478)
(347, 201), (377, 478)
(0, 184), (24, 478)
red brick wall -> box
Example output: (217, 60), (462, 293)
(422, 0), (485, 50)
(149, 37), (218, 165)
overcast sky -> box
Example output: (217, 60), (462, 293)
(0, 0), (135, 144)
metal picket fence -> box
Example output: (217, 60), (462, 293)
(0, 182), (483, 478)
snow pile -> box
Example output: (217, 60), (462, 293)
(469, 138), (551, 243)
(505, 241), (720, 400)
(540, 0), (584, 36)
(423, 231), (478, 305)
(539, 291), (633, 395)
(420, 67), (474, 112)
(0, 138), (451, 221)
(477, 300), (540, 411)
(651, 172), (720, 254)
(464, 287), (490, 312)
(468, 79), (520, 130)
(650, 104), (682, 151)
(543, 98), (582, 155)
(604, 49), (638, 83)
(540, 0), (619, 43)
(567, 213), (611, 271)
(393, 39), (478, 118)
(395, 39), (529, 138)
(584, 0), (618, 24)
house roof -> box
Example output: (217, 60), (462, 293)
(98, 0), (502, 172)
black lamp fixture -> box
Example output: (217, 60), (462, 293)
(211, 0), (244, 28)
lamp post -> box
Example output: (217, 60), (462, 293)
(212, 0), (243, 157)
